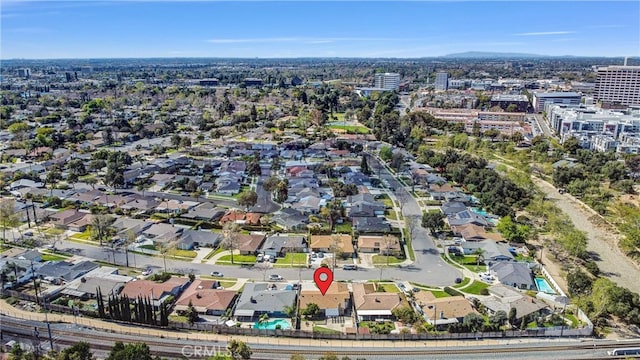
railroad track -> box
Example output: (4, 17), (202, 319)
(3, 315), (639, 359)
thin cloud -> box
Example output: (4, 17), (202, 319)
(515, 31), (576, 36)
(206, 37), (404, 44)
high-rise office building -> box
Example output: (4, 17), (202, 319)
(435, 72), (449, 91)
(532, 92), (582, 113)
(595, 65), (640, 107)
(374, 72), (400, 90)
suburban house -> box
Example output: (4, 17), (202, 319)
(414, 291), (478, 329)
(298, 282), (352, 318)
(174, 279), (236, 315)
(61, 266), (132, 300)
(490, 262), (536, 290)
(0, 258), (38, 285)
(49, 209), (93, 231)
(271, 208), (309, 231)
(35, 260), (99, 285)
(219, 210), (262, 225)
(181, 202), (226, 222)
(111, 218), (152, 241)
(352, 217), (390, 233)
(141, 222), (183, 245)
(481, 284), (549, 321)
(236, 234), (266, 255)
(120, 276), (190, 308)
(357, 235), (402, 256)
(120, 197), (159, 214)
(180, 230), (222, 248)
(452, 223), (504, 242)
(447, 210), (490, 227)
(0, 248), (42, 262)
(462, 240), (514, 262)
(352, 282), (404, 321)
(440, 201), (468, 217)
(233, 283), (297, 321)
(345, 193), (385, 217)
(310, 234), (354, 258)
(260, 234), (307, 258)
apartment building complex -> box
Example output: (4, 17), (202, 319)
(594, 65), (640, 108)
(547, 104), (640, 153)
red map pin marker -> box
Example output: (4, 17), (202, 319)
(313, 267), (333, 295)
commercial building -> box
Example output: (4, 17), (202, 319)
(490, 94), (530, 113)
(532, 92), (582, 113)
(594, 65), (640, 108)
(435, 72), (450, 91)
(374, 72), (400, 91)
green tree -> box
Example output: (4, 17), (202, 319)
(379, 145), (393, 161)
(463, 312), (485, 332)
(489, 310), (507, 327)
(227, 339), (252, 360)
(187, 299), (199, 326)
(496, 216), (530, 243)
(302, 303), (320, 319)
(360, 155), (371, 175)
(422, 211), (445, 235)
(562, 136), (581, 155)
(237, 190), (258, 210)
(55, 341), (94, 360)
(106, 342), (153, 360)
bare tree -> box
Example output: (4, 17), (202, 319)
(0, 199), (20, 244)
(382, 235), (398, 268)
(221, 222), (240, 265)
(254, 261), (272, 281)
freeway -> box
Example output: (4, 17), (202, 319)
(1, 314), (636, 360)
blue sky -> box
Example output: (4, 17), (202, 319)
(1, 1), (639, 59)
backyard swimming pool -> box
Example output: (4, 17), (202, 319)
(253, 319), (291, 330)
(535, 277), (556, 294)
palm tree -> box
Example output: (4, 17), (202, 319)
(473, 248), (485, 271)
(258, 313), (269, 326)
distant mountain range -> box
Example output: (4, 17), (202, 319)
(443, 51), (558, 58)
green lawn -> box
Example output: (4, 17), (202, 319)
(41, 253), (70, 261)
(168, 249), (197, 258)
(327, 124), (370, 134)
(378, 283), (400, 293)
(202, 249), (218, 261)
(386, 210), (398, 221)
(313, 326), (341, 334)
(139, 244), (157, 250)
(431, 290), (451, 298)
(372, 255), (403, 265)
(217, 254), (257, 264)
(453, 277), (471, 288)
(462, 281), (489, 295)
(463, 264), (487, 273)
(378, 195), (395, 209)
(276, 253), (308, 267)
(69, 229), (93, 242)
(334, 222), (352, 234)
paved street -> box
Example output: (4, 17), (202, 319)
(251, 169), (280, 214)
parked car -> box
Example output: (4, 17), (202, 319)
(343, 264), (357, 270)
(256, 254), (264, 262)
(268, 274), (283, 281)
(317, 252), (324, 258)
(142, 268), (152, 276)
(211, 271), (224, 277)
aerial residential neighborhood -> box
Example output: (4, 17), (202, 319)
(1, 1), (640, 359)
